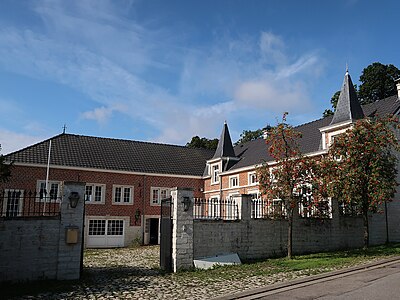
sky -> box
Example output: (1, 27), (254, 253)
(0, 0), (399, 154)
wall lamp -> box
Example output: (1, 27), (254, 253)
(182, 196), (191, 212)
(69, 192), (80, 208)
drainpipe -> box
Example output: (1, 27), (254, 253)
(219, 159), (225, 202)
(142, 175), (146, 245)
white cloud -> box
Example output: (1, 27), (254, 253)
(259, 31), (286, 65)
(0, 129), (46, 154)
(0, 2), (324, 148)
(81, 106), (114, 124)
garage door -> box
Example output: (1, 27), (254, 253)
(86, 219), (125, 248)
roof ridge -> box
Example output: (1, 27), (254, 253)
(54, 133), (215, 152)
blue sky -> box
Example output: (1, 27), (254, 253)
(0, 0), (399, 154)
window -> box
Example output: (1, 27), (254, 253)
(88, 220), (106, 235)
(229, 175), (239, 188)
(151, 187), (171, 205)
(107, 220), (124, 235)
(248, 172), (258, 185)
(37, 180), (61, 201)
(211, 164), (220, 184)
(85, 184), (105, 203)
(248, 190), (260, 200)
(88, 220), (124, 236)
(2, 189), (24, 217)
(113, 185), (133, 204)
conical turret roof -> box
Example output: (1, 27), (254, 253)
(330, 70), (364, 125)
(212, 121), (236, 159)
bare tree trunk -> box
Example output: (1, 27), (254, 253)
(363, 207), (369, 249)
(287, 207), (294, 259)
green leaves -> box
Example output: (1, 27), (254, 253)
(0, 145), (12, 183)
(186, 136), (219, 150)
(323, 115), (399, 216)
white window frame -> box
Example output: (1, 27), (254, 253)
(211, 163), (220, 185)
(227, 191), (240, 200)
(150, 187), (171, 206)
(85, 183), (106, 204)
(208, 195), (220, 218)
(2, 189), (24, 217)
(36, 180), (62, 202)
(112, 185), (134, 205)
(229, 175), (239, 188)
(248, 172), (258, 185)
(247, 189), (260, 200)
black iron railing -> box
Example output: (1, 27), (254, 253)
(0, 189), (61, 217)
(194, 198), (239, 220)
(251, 198), (287, 219)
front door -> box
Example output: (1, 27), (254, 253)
(149, 218), (159, 245)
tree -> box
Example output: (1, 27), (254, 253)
(322, 62), (399, 117)
(0, 145), (12, 183)
(323, 90), (340, 117)
(186, 136), (218, 150)
(359, 63), (400, 104)
(320, 115), (400, 248)
(235, 125), (272, 145)
(257, 113), (321, 258)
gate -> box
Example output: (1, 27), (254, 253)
(160, 197), (173, 272)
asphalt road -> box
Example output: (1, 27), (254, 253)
(260, 263), (400, 300)
(247, 261), (400, 300)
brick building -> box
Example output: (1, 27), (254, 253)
(2, 71), (400, 248)
(2, 136), (213, 247)
(203, 71), (400, 206)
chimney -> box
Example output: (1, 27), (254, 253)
(396, 78), (400, 100)
(262, 130), (268, 139)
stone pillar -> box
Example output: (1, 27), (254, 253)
(171, 187), (194, 272)
(57, 181), (85, 280)
(239, 194), (252, 220)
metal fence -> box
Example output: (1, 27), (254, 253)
(298, 197), (332, 219)
(251, 197), (332, 219)
(338, 202), (362, 216)
(0, 189), (61, 217)
(194, 198), (239, 220)
(251, 198), (287, 219)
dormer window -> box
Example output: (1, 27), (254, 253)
(211, 164), (220, 184)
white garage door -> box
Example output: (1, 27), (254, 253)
(86, 219), (125, 248)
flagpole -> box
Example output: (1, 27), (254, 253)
(43, 139), (52, 215)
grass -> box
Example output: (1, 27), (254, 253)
(2, 243), (400, 299)
(173, 243), (400, 282)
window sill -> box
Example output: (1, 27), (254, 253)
(85, 201), (105, 205)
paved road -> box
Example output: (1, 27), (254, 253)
(237, 260), (400, 300)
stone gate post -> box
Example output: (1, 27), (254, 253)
(57, 181), (85, 280)
(171, 187), (194, 272)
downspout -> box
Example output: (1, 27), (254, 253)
(219, 158), (225, 201)
(142, 175), (146, 245)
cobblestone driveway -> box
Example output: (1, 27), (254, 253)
(14, 246), (381, 299)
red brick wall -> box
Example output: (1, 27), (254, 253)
(203, 169), (260, 199)
(2, 165), (204, 226)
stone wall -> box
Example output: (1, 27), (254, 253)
(170, 188), (400, 271)
(0, 182), (85, 282)
(192, 196), (397, 261)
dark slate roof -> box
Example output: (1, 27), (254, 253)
(229, 95), (400, 171)
(5, 134), (214, 177)
(211, 122), (236, 159)
(330, 71), (364, 125)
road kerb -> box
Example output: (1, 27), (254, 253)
(213, 256), (400, 300)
